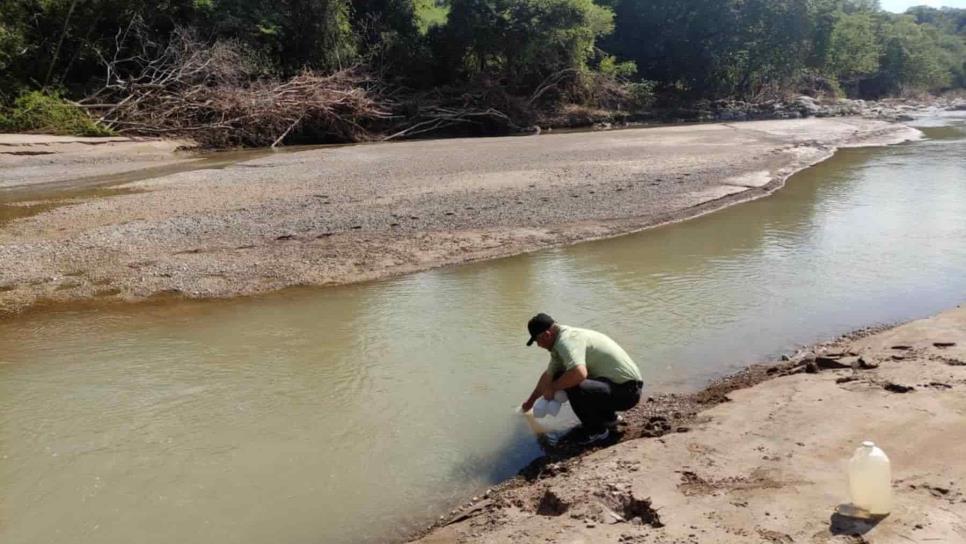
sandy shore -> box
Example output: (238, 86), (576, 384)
(0, 134), (193, 191)
(411, 304), (966, 543)
(0, 118), (920, 316)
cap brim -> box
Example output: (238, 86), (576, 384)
(526, 337), (535, 346)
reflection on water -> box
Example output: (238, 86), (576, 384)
(1, 120), (965, 544)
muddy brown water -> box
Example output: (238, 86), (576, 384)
(2, 118), (965, 544)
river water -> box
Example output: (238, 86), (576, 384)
(2, 118), (964, 543)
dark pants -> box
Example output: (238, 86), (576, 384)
(560, 375), (643, 433)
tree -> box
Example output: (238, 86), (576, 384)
(438, 0), (613, 92)
(825, 12), (880, 92)
(0, 0), (205, 94)
(868, 15), (951, 95)
(204, 0), (357, 75)
(600, 0), (736, 95)
(720, 0), (813, 97)
(0, 21), (26, 97)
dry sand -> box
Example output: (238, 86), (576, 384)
(0, 134), (192, 190)
(0, 118), (920, 316)
(412, 304), (966, 544)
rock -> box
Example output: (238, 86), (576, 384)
(794, 96), (820, 116)
(837, 356), (862, 367)
(815, 356), (851, 369)
(884, 382), (915, 393)
(858, 358), (879, 369)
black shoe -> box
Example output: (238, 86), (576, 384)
(604, 414), (625, 429)
(577, 428), (610, 446)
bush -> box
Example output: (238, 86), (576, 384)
(625, 80), (657, 109)
(598, 55), (637, 80)
(0, 90), (112, 136)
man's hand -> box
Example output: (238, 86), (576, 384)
(541, 384), (555, 400)
(521, 398), (536, 412)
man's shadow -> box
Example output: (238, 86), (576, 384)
(830, 504), (886, 537)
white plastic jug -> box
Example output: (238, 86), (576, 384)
(531, 391), (569, 419)
(848, 441), (892, 515)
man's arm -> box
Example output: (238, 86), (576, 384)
(522, 370), (553, 411)
(550, 365), (587, 394)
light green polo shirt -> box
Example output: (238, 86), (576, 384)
(547, 325), (643, 384)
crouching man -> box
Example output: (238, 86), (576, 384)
(521, 313), (644, 445)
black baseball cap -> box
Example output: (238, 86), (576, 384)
(526, 313), (555, 346)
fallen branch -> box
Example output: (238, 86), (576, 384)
(271, 113), (304, 149)
(83, 28), (391, 147)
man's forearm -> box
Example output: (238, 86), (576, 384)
(527, 371), (552, 403)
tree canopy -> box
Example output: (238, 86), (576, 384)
(1, 0), (963, 132)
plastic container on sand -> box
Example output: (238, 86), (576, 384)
(849, 441), (892, 516)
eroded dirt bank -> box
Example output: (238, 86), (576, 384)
(0, 118), (919, 316)
(411, 304), (966, 543)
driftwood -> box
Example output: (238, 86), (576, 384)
(80, 28), (391, 147)
(79, 26), (539, 147)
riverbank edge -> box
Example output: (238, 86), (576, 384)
(407, 303), (966, 543)
(0, 120), (923, 321)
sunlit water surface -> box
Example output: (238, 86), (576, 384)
(2, 117), (964, 543)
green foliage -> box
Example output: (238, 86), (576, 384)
(0, 20), (25, 75)
(906, 6), (966, 36)
(414, 0), (449, 34)
(720, 0), (814, 96)
(874, 15), (952, 95)
(602, 0), (816, 97)
(0, 0), (208, 96)
(625, 80), (655, 108)
(600, 0), (731, 95)
(598, 55), (636, 79)
(437, 0), (614, 91)
(206, 0), (357, 74)
(1, 0), (963, 127)
(826, 12), (880, 83)
(0, 91), (112, 136)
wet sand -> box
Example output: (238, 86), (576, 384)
(412, 304), (966, 543)
(0, 118), (920, 316)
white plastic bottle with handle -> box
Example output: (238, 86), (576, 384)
(530, 391), (569, 419)
(848, 441), (892, 515)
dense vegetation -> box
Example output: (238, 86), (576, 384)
(0, 0), (963, 142)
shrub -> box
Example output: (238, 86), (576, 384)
(1, 91), (112, 136)
(598, 55), (637, 80)
(625, 80), (657, 109)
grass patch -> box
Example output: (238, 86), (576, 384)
(0, 90), (113, 137)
